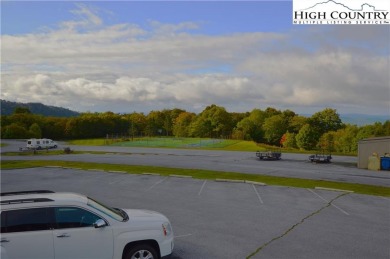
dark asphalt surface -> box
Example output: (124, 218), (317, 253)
(1, 168), (389, 259)
(1, 140), (390, 187)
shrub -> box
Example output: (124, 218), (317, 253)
(63, 147), (72, 154)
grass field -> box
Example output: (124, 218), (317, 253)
(67, 137), (356, 156)
(68, 137), (269, 151)
(114, 138), (248, 149)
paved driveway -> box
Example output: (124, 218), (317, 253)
(1, 140), (390, 187)
(2, 168), (389, 259)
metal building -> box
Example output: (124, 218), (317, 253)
(358, 136), (390, 169)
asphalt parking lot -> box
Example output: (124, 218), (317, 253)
(2, 167), (389, 259)
(2, 139), (390, 187)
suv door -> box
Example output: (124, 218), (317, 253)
(53, 207), (114, 259)
(0, 208), (54, 259)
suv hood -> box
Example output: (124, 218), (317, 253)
(123, 209), (168, 221)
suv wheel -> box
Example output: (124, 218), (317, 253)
(125, 244), (158, 259)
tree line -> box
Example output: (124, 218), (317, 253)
(1, 105), (389, 154)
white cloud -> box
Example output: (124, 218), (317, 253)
(1, 4), (389, 115)
(61, 3), (102, 31)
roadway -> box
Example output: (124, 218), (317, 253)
(1, 140), (390, 187)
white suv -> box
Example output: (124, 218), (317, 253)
(0, 190), (174, 259)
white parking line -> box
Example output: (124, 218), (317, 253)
(146, 177), (168, 191)
(252, 184), (264, 204)
(307, 189), (349, 215)
(109, 175), (129, 185)
(198, 180), (207, 196)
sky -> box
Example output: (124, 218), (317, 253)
(1, 0), (389, 116)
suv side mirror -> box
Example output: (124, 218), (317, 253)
(93, 219), (107, 228)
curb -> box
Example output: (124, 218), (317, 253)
(169, 174), (193, 178)
(315, 187), (354, 193)
(108, 170), (126, 174)
(245, 180), (267, 186)
(215, 179), (245, 183)
(142, 173), (160, 176)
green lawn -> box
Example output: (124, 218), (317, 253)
(68, 139), (107, 146)
(2, 160), (389, 197)
(2, 150), (108, 156)
(66, 137), (356, 156)
(67, 137), (275, 152)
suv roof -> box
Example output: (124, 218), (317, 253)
(0, 190), (88, 207)
(1, 190), (55, 196)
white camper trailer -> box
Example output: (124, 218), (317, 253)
(26, 138), (58, 149)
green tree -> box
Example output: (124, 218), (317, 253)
(13, 107), (32, 114)
(65, 118), (81, 138)
(317, 132), (335, 153)
(2, 123), (29, 139)
(356, 124), (378, 141)
(296, 124), (318, 150)
(146, 111), (165, 136)
(234, 117), (254, 140)
(281, 132), (297, 149)
(262, 110), (300, 145)
(173, 112), (196, 137)
(41, 117), (68, 139)
(65, 112), (129, 139)
(190, 105), (232, 138)
(287, 115), (307, 134)
(230, 112), (249, 130)
(235, 109), (266, 142)
(127, 112), (147, 138)
(264, 107), (281, 117)
(160, 109), (186, 136)
(263, 114), (287, 145)
(29, 123), (42, 138)
(7, 113), (42, 129)
(309, 108), (343, 137)
(210, 106), (233, 137)
(299, 108), (343, 148)
(330, 125), (359, 153)
(383, 121), (390, 136)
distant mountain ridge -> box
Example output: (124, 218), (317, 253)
(301, 113), (388, 126)
(1, 100), (80, 117)
(339, 114), (389, 126)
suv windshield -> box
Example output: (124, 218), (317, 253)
(87, 197), (125, 221)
